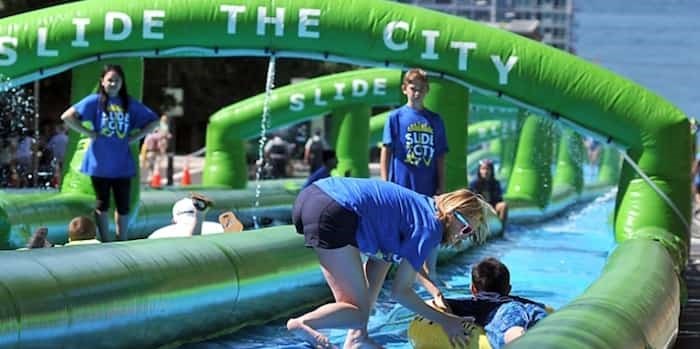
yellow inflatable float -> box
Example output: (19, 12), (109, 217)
(408, 314), (492, 349)
(407, 302), (554, 349)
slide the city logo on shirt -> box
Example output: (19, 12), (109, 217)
(404, 122), (435, 167)
(100, 104), (130, 139)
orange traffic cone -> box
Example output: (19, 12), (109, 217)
(181, 159), (192, 186)
(150, 168), (162, 189)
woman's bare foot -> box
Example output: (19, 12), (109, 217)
(287, 318), (336, 348)
(343, 329), (383, 349)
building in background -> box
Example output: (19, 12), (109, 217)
(396, 0), (575, 52)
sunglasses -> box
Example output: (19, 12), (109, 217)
(453, 211), (473, 236)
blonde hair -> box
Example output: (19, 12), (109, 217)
(403, 68), (429, 85)
(435, 189), (495, 245)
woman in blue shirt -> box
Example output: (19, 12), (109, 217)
(61, 64), (158, 242)
(288, 177), (488, 348)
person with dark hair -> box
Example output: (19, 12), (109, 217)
(428, 257), (549, 349)
(303, 149), (337, 188)
(60, 64), (159, 242)
(469, 159), (508, 223)
(263, 134), (291, 179)
(65, 216), (100, 246)
(25, 227), (53, 249)
(304, 128), (329, 173)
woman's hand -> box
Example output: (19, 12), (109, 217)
(439, 314), (472, 348)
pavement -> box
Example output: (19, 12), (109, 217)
(675, 213), (700, 348)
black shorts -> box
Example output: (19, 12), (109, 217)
(90, 176), (131, 215)
(292, 184), (358, 249)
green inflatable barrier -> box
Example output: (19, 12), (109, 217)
(203, 68), (403, 187)
(553, 129), (585, 195)
(505, 114), (555, 208)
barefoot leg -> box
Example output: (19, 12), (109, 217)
(287, 317), (334, 348)
(287, 246), (373, 347)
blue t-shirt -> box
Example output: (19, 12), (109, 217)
(74, 94), (157, 178)
(482, 293), (548, 349)
(314, 177), (443, 271)
(303, 165), (331, 188)
(382, 105), (448, 196)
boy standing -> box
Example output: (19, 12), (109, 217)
(380, 69), (448, 196)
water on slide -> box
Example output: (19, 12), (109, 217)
(181, 188), (616, 348)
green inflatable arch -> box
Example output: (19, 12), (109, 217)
(204, 68), (403, 187)
(0, 1), (689, 348)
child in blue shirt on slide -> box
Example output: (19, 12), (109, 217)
(433, 257), (549, 349)
(380, 68), (448, 196)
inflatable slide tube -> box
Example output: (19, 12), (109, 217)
(0, 0), (689, 248)
(598, 147), (622, 186)
(203, 68), (403, 188)
(0, 185), (609, 349)
(508, 181), (613, 225)
(509, 238), (680, 349)
(0, 0), (688, 347)
(0, 227), (327, 349)
(0, 179), (304, 249)
(328, 104), (372, 178)
(553, 129), (585, 195)
(504, 114), (556, 208)
(0, 218), (504, 349)
(468, 93), (521, 123)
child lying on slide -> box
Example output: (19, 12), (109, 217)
(429, 257), (549, 349)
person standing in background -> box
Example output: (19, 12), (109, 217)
(60, 64), (159, 242)
(470, 159), (508, 224)
(157, 114), (172, 173)
(47, 124), (68, 178)
(380, 68), (449, 289)
(304, 128), (329, 173)
(380, 69), (448, 196)
(264, 134), (291, 179)
(141, 129), (164, 182)
(15, 128), (36, 182)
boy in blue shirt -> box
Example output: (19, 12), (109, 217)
(434, 257), (549, 349)
(380, 68), (448, 196)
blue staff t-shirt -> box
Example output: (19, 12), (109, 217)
(74, 94), (157, 178)
(382, 105), (448, 196)
(314, 177), (443, 271)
